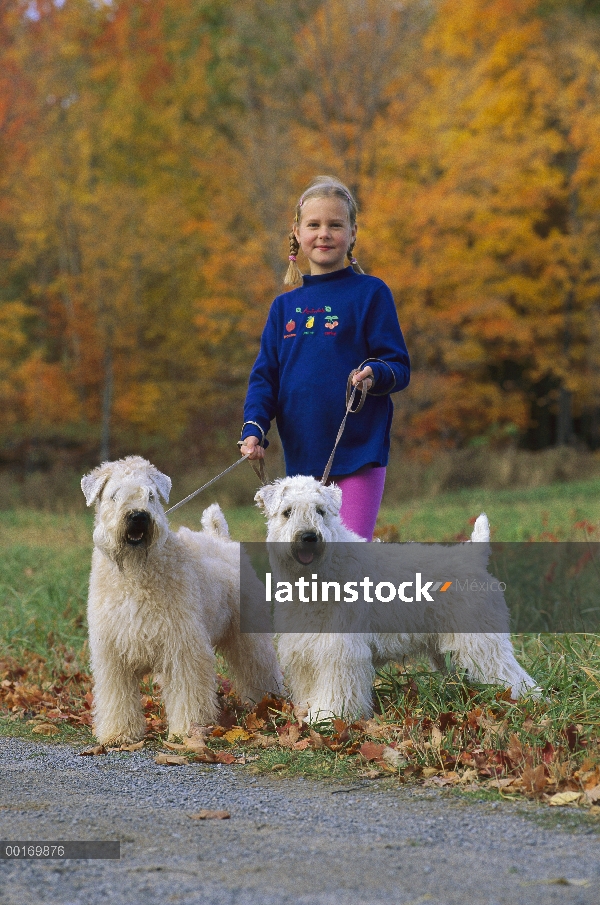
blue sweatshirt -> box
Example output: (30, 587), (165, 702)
(242, 266), (410, 477)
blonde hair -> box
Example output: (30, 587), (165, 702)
(284, 175), (365, 286)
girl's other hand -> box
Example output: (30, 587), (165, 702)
(352, 366), (374, 391)
(239, 436), (265, 460)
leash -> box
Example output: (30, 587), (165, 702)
(320, 370), (368, 485)
(165, 454), (267, 516)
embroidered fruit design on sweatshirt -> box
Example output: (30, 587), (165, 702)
(325, 315), (339, 331)
(286, 320), (296, 332)
(305, 316), (314, 329)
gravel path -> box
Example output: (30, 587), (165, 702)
(0, 738), (599, 905)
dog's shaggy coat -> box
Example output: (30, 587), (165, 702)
(256, 476), (538, 721)
(82, 456), (282, 745)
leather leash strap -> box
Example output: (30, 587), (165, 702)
(165, 452), (267, 516)
(320, 370), (368, 486)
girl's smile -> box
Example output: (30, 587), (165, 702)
(294, 197), (357, 276)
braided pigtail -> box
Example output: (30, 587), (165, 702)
(284, 230), (303, 286)
(347, 240), (364, 275)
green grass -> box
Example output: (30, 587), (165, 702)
(1, 478), (600, 801)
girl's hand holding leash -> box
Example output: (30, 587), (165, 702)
(351, 366), (374, 392)
(239, 436), (265, 460)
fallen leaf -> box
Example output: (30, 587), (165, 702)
(154, 754), (189, 766)
(458, 769), (479, 784)
(188, 810), (230, 820)
(120, 741), (145, 751)
(277, 725), (301, 748)
(215, 750), (236, 765)
(583, 784), (600, 804)
(79, 745), (106, 756)
(382, 746), (405, 769)
(223, 727), (251, 744)
(183, 738), (211, 753)
(293, 738), (311, 751)
(359, 742), (385, 762)
(422, 767), (439, 778)
(270, 763), (287, 771)
(250, 733), (278, 749)
(431, 726), (443, 749)
(488, 777), (517, 790)
(293, 705), (309, 725)
(521, 764), (546, 794)
(548, 791), (582, 807)
(245, 713), (266, 732)
(359, 769), (383, 779)
(163, 741), (187, 751)
(309, 729), (324, 750)
(31, 723), (59, 736)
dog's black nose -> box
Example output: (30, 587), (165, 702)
(128, 510), (150, 527)
(300, 532), (318, 543)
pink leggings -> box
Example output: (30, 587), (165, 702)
(333, 464), (387, 541)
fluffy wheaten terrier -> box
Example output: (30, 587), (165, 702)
(82, 456), (283, 745)
(255, 475), (538, 721)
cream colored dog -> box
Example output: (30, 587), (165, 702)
(82, 456), (282, 745)
(256, 476), (538, 721)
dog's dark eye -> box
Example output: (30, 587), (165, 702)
(148, 491), (155, 502)
(282, 508), (291, 519)
(317, 507), (326, 517)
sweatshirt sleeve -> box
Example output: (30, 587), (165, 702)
(241, 302), (280, 447)
(360, 283), (410, 396)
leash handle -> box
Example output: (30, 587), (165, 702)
(320, 370), (368, 485)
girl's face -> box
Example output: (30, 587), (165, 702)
(293, 196), (357, 276)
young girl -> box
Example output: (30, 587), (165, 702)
(239, 176), (410, 541)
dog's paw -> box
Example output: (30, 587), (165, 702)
(96, 731), (146, 747)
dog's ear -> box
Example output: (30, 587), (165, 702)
(149, 467), (171, 503)
(254, 484), (277, 514)
(81, 464), (112, 507)
(325, 483), (343, 514)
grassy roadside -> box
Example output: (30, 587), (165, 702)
(1, 480), (600, 812)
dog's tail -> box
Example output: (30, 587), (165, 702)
(201, 503), (230, 538)
(470, 512), (490, 543)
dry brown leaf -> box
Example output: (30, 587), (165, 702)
(155, 754), (188, 766)
(309, 729), (324, 749)
(521, 764), (547, 793)
(427, 773), (459, 787)
(245, 713), (266, 732)
(421, 767), (439, 778)
(359, 769), (383, 779)
(79, 745), (106, 756)
(188, 810), (230, 820)
(488, 777), (517, 790)
(271, 763), (287, 771)
(507, 733), (523, 763)
(277, 725), (301, 748)
(120, 741), (145, 751)
(359, 741), (385, 762)
(183, 738), (212, 753)
(458, 769), (479, 784)
(250, 733), (278, 749)
(293, 705), (309, 725)
(431, 726), (443, 749)
(382, 746), (406, 769)
(163, 741), (187, 751)
(31, 723), (59, 736)
(548, 791), (582, 807)
(215, 751), (236, 765)
(293, 738), (311, 751)
(189, 749), (217, 764)
(583, 784), (600, 804)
